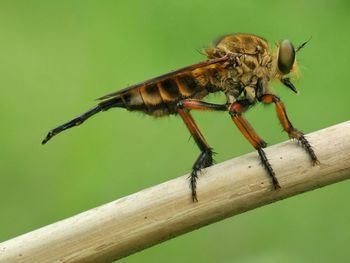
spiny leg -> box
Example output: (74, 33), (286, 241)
(259, 94), (319, 165)
(178, 109), (212, 202)
(229, 100), (280, 189)
(177, 99), (227, 202)
(42, 97), (123, 144)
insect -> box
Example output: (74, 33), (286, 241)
(42, 33), (319, 202)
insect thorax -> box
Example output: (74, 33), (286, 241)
(204, 34), (275, 103)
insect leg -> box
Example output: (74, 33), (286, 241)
(177, 99), (227, 202)
(178, 109), (212, 202)
(259, 94), (319, 165)
(42, 97), (124, 144)
(229, 100), (281, 189)
(177, 99), (228, 111)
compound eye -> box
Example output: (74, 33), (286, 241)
(278, 40), (295, 74)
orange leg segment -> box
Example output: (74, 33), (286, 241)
(229, 100), (280, 189)
(178, 109), (210, 152)
(177, 99), (227, 201)
(260, 94), (319, 165)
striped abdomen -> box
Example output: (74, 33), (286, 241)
(100, 60), (228, 116)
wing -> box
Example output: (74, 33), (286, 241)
(96, 56), (229, 101)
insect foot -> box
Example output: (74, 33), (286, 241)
(190, 149), (213, 202)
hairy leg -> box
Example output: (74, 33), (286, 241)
(259, 94), (319, 165)
(229, 99), (280, 189)
(177, 99), (227, 201)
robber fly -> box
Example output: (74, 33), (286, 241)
(42, 33), (319, 202)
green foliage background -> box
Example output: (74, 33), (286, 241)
(1, 0), (349, 262)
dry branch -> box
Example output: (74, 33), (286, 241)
(1, 121), (350, 263)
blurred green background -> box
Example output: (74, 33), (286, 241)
(0, 0), (349, 262)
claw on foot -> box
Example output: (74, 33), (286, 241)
(189, 149), (213, 202)
(312, 159), (321, 166)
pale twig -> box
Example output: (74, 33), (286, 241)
(1, 121), (350, 263)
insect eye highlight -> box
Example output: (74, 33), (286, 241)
(278, 40), (295, 74)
